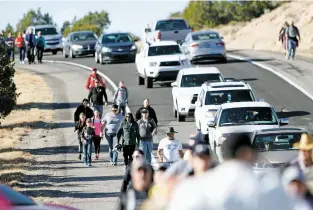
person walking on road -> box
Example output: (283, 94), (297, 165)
(285, 21), (301, 60)
(137, 109), (157, 164)
(92, 110), (102, 160)
(5, 32), (15, 62)
(74, 112), (87, 160)
(102, 104), (124, 165)
(135, 99), (158, 126)
(74, 99), (94, 124)
(25, 28), (36, 64)
(119, 113), (140, 170)
(113, 81), (129, 116)
(15, 32), (25, 64)
(88, 79), (108, 118)
(35, 31), (46, 64)
(279, 22), (289, 54)
(85, 67), (106, 90)
(81, 118), (95, 167)
(157, 127), (184, 168)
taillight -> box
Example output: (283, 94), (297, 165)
(190, 43), (198, 47)
(216, 42), (225, 46)
(157, 31), (161, 40)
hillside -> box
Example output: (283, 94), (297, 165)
(215, 1), (313, 57)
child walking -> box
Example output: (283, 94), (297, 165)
(92, 110), (102, 160)
(81, 118), (95, 167)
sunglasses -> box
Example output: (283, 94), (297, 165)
(112, 109), (118, 112)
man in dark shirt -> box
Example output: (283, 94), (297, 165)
(74, 99), (94, 123)
(88, 79), (108, 118)
(135, 98), (158, 126)
(25, 29), (36, 64)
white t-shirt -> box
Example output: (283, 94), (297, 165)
(158, 137), (183, 163)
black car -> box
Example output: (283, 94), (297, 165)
(94, 32), (138, 64)
(63, 30), (97, 58)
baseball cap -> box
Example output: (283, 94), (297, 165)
(221, 133), (253, 159)
(192, 143), (211, 156)
(282, 166), (305, 186)
(92, 67), (97, 71)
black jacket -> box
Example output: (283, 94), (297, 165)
(88, 86), (108, 105)
(74, 105), (94, 122)
(135, 106), (158, 126)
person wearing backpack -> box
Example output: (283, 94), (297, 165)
(35, 31), (46, 64)
(113, 81), (129, 116)
(285, 21), (301, 60)
(137, 109), (157, 164)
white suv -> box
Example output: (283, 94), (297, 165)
(135, 40), (192, 88)
(195, 80), (263, 138)
(206, 102), (289, 162)
(171, 66), (225, 122)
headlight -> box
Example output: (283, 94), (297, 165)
(102, 47), (111, 53)
(149, 62), (158, 67)
(72, 44), (83, 49)
(131, 45), (137, 50)
(205, 111), (216, 118)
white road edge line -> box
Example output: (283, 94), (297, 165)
(42, 59), (161, 170)
(227, 53), (313, 103)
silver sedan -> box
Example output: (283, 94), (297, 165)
(180, 30), (227, 64)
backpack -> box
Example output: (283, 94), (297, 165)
(37, 38), (44, 48)
(287, 26), (298, 38)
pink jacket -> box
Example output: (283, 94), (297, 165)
(92, 118), (102, 136)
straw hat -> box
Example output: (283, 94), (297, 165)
(293, 133), (313, 150)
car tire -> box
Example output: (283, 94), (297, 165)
(95, 52), (99, 63)
(173, 102), (177, 118)
(63, 49), (68, 58)
(138, 75), (144, 85)
(52, 50), (57, 55)
(70, 49), (75, 58)
(204, 134), (209, 144)
(221, 57), (227, 63)
(177, 112), (185, 122)
(145, 77), (153, 88)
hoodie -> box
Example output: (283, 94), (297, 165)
(114, 86), (128, 106)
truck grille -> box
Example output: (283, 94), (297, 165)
(83, 45), (95, 49)
(191, 94), (198, 104)
(159, 61), (181, 66)
(47, 42), (59, 45)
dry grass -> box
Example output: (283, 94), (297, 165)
(0, 69), (53, 185)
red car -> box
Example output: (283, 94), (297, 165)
(0, 184), (80, 210)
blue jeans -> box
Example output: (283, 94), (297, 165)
(18, 47), (25, 62)
(139, 140), (153, 164)
(8, 49), (14, 61)
(83, 141), (92, 165)
(105, 133), (118, 163)
(93, 104), (103, 118)
(287, 39), (296, 58)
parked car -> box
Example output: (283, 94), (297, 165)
(62, 31), (97, 58)
(94, 32), (138, 64)
(27, 25), (63, 55)
(180, 30), (227, 64)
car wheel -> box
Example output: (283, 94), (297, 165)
(70, 49), (75, 58)
(52, 50), (57, 55)
(221, 57), (227, 63)
(138, 75), (144, 85)
(173, 102), (177, 118)
(63, 49), (68, 58)
(95, 52), (99, 63)
(145, 77), (153, 88)
(177, 112), (185, 122)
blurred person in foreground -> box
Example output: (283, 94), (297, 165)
(189, 142), (215, 176)
(119, 160), (154, 210)
(167, 133), (308, 210)
(282, 166), (313, 208)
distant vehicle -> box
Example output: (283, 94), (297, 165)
(0, 184), (79, 209)
(180, 30), (227, 63)
(94, 32), (139, 64)
(27, 25), (63, 55)
(206, 102), (289, 162)
(171, 67), (225, 122)
(62, 31), (98, 58)
(135, 40), (191, 89)
(144, 18), (193, 44)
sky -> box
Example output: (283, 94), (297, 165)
(0, 0), (189, 39)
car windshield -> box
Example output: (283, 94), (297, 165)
(253, 133), (301, 151)
(36, 27), (58, 35)
(148, 45), (182, 56)
(192, 33), (220, 40)
(155, 20), (188, 31)
(72, 33), (97, 41)
(219, 107), (278, 126)
(205, 90), (254, 105)
(181, 74), (223, 87)
(102, 34), (132, 44)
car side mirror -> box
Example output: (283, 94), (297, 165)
(279, 118), (289, 126)
(171, 81), (178, 87)
(207, 120), (216, 127)
(195, 101), (201, 107)
(257, 98), (265, 102)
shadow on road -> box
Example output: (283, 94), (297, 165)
(14, 102), (81, 110)
(194, 58), (273, 65)
(21, 189), (120, 198)
(277, 111), (311, 118)
(0, 121), (74, 130)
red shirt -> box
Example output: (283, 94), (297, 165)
(85, 73), (105, 90)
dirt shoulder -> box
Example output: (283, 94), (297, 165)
(0, 69), (54, 185)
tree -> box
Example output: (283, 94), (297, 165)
(16, 8), (55, 33)
(2, 23), (15, 36)
(168, 11), (182, 18)
(60, 21), (71, 35)
(0, 42), (19, 122)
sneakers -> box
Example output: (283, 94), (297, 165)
(104, 102), (108, 106)
(78, 154), (82, 160)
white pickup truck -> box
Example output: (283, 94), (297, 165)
(144, 18), (193, 44)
